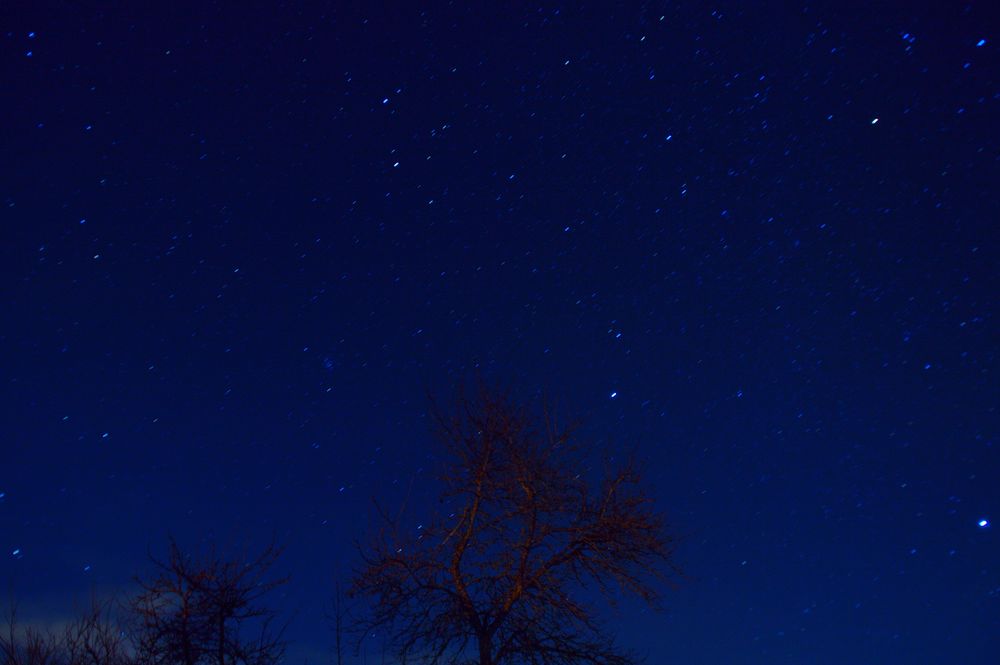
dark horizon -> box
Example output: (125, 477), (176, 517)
(2, 2), (997, 663)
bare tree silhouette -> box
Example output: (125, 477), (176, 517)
(1, 601), (59, 665)
(62, 596), (131, 665)
(330, 582), (346, 665)
(130, 539), (287, 665)
(351, 384), (679, 665)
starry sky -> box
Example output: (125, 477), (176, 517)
(2, 2), (998, 663)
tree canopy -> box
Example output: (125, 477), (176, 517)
(351, 385), (678, 665)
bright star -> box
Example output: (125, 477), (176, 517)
(978, 519), (989, 528)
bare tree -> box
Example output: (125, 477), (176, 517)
(130, 539), (287, 665)
(62, 596), (131, 665)
(1, 601), (59, 665)
(329, 582), (346, 665)
(351, 384), (679, 665)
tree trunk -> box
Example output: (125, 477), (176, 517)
(478, 633), (492, 665)
(218, 615), (226, 665)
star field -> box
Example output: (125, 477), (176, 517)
(1, 2), (998, 663)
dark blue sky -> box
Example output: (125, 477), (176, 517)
(2, 2), (997, 663)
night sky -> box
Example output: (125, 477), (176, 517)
(2, 2), (998, 663)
